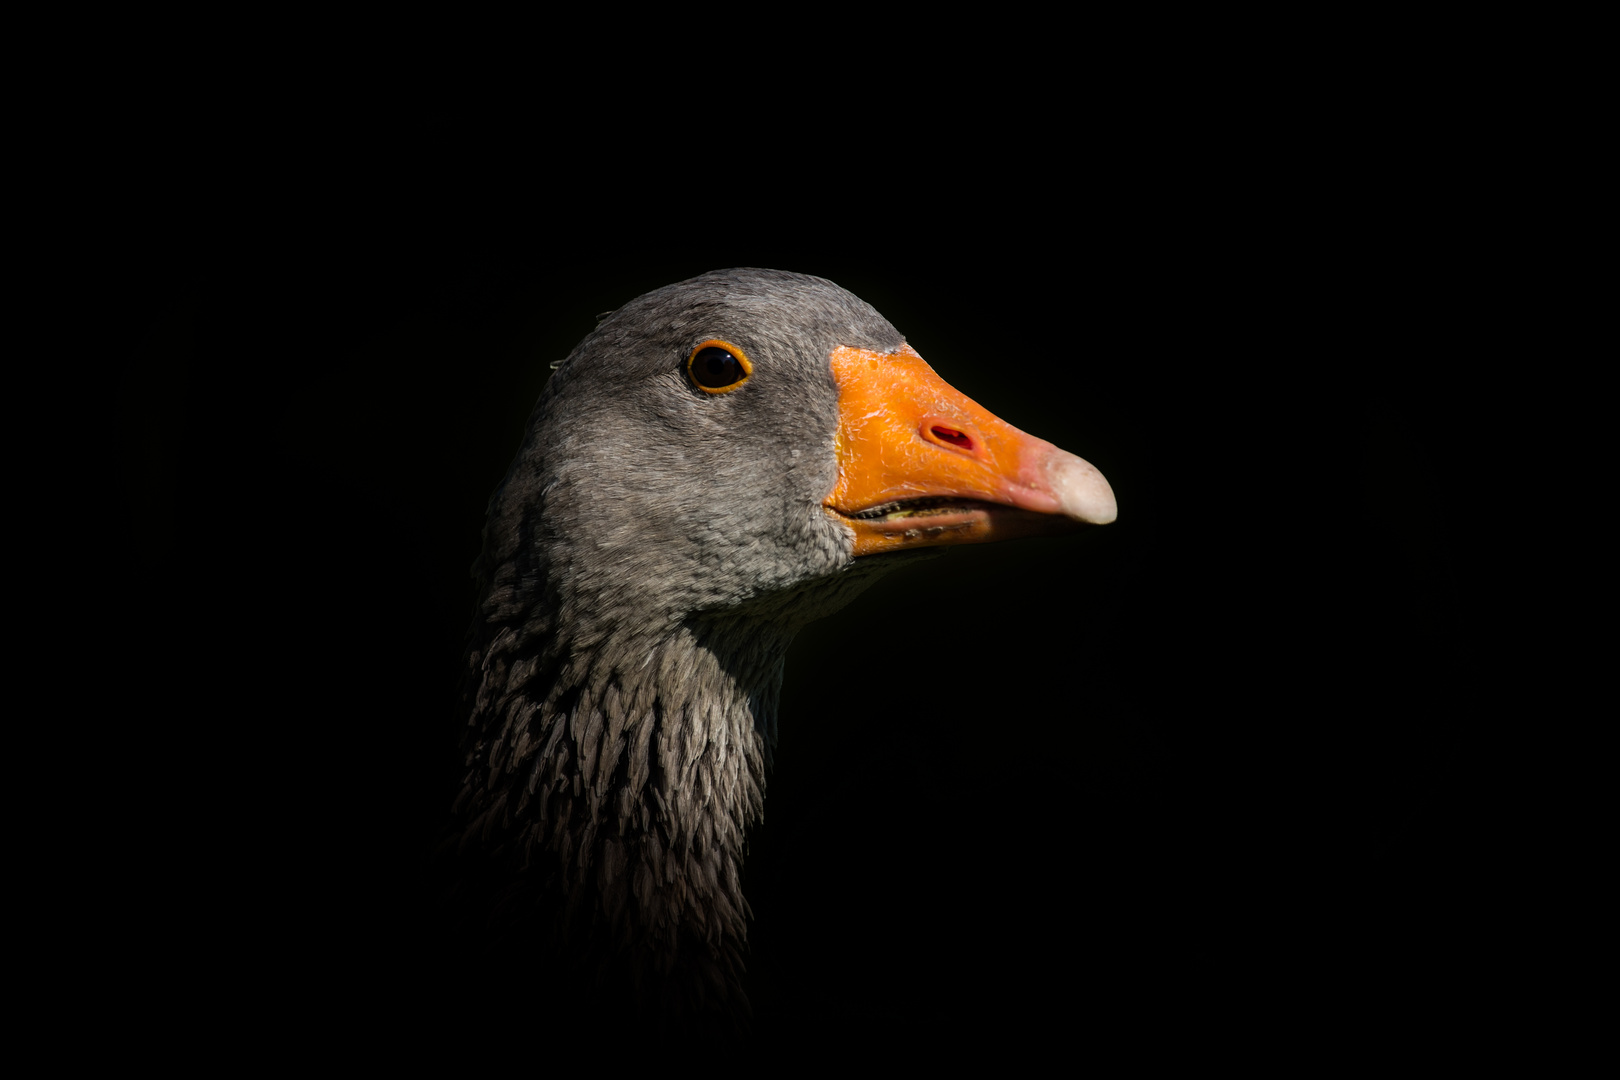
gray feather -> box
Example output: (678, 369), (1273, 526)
(452, 270), (923, 1031)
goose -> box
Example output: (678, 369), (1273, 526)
(448, 268), (1115, 1039)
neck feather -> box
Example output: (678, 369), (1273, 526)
(452, 554), (918, 1022)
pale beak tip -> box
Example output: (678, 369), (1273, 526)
(1051, 453), (1118, 526)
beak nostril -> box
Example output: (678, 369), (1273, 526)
(930, 425), (973, 451)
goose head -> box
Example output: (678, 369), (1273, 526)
(453, 268), (1115, 1030)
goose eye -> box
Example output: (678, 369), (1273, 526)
(687, 340), (752, 393)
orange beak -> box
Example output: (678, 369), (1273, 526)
(823, 344), (1116, 556)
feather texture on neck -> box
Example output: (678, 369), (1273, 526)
(454, 550), (906, 1016)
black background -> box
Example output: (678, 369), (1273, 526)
(107, 97), (1522, 1060)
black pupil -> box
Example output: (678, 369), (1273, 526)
(692, 347), (742, 388)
